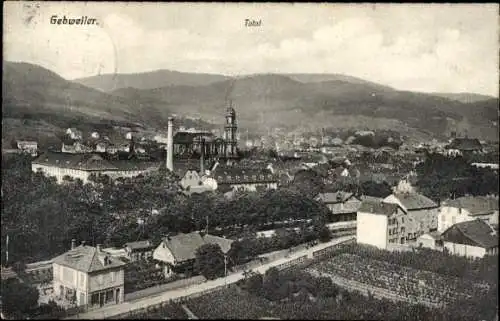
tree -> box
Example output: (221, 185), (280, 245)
(194, 243), (226, 280)
(242, 273), (263, 295)
(318, 225), (332, 243)
(0, 278), (39, 318)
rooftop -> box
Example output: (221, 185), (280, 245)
(443, 196), (499, 216)
(389, 192), (438, 210)
(316, 191), (355, 204)
(358, 200), (401, 216)
(157, 232), (234, 263)
(447, 219), (498, 249)
(124, 240), (154, 251)
(52, 245), (127, 273)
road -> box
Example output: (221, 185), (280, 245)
(66, 235), (354, 320)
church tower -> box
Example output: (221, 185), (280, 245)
(224, 101), (238, 158)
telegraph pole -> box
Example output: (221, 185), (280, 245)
(224, 254), (228, 288)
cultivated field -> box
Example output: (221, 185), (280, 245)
(307, 253), (490, 306)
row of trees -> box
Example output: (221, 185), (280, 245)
(416, 153), (499, 200)
(291, 168), (393, 198)
(1, 154), (332, 265)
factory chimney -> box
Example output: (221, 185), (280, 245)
(166, 117), (174, 172)
(200, 138), (205, 175)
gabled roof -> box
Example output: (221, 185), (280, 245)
(124, 240), (154, 251)
(160, 232), (206, 262)
(443, 219), (498, 249)
(33, 152), (118, 171)
(316, 192), (355, 204)
(389, 192), (438, 210)
(211, 166), (277, 184)
(447, 138), (482, 151)
(156, 232), (234, 263)
(358, 200), (402, 216)
(202, 234), (234, 254)
(52, 245), (127, 273)
(443, 196), (499, 216)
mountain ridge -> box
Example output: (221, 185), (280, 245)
(3, 61), (499, 145)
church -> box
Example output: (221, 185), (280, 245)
(171, 102), (240, 161)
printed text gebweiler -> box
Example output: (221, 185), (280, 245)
(50, 15), (98, 25)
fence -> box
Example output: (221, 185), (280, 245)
(274, 255), (308, 271)
(311, 238), (356, 260)
(111, 284), (235, 319)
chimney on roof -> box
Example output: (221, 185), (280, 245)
(71, 239), (76, 250)
(81, 240), (86, 246)
(96, 244), (102, 252)
(166, 117), (174, 172)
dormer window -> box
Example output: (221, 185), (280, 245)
(227, 175), (232, 180)
(252, 175), (257, 180)
(236, 176), (240, 180)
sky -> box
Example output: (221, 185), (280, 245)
(3, 2), (499, 96)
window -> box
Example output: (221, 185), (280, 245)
(111, 271), (116, 283)
(91, 293), (99, 306)
(105, 290), (114, 303)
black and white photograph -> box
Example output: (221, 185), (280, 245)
(2, 2), (499, 320)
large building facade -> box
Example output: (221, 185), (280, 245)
(171, 104), (239, 161)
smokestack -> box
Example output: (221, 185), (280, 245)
(200, 138), (205, 175)
(71, 239), (76, 250)
(166, 117), (174, 172)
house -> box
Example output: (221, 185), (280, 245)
(153, 232), (234, 277)
(446, 138), (483, 154)
(52, 240), (126, 308)
(32, 152), (161, 184)
(383, 192), (439, 234)
(439, 196), (499, 232)
(95, 141), (109, 153)
(0, 267), (19, 282)
(180, 170), (215, 195)
(123, 241), (155, 262)
(315, 192), (361, 223)
(416, 231), (443, 250)
(16, 140), (38, 156)
(357, 192), (440, 250)
(356, 200), (406, 250)
(441, 219), (498, 258)
(207, 164), (278, 192)
(66, 128), (83, 140)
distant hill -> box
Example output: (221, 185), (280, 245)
(74, 69), (232, 92)
(2, 61), (214, 147)
(3, 61), (499, 145)
(111, 74), (499, 141)
(429, 92), (497, 104)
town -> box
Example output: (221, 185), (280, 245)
(1, 100), (498, 320)
(2, 2), (498, 321)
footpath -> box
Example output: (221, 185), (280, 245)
(66, 235), (354, 320)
